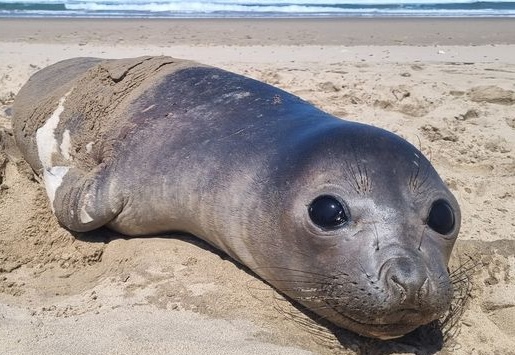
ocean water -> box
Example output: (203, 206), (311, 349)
(0, 0), (515, 18)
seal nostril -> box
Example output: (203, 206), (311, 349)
(416, 278), (430, 302)
(389, 274), (407, 303)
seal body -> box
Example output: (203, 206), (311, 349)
(13, 56), (461, 339)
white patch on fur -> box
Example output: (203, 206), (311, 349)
(80, 206), (94, 224)
(85, 141), (94, 153)
(43, 166), (70, 211)
(60, 129), (72, 160)
(36, 91), (71, 169)
(233, 91), (251, 99)
(221, 91), (251, 101)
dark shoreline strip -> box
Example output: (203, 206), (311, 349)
(0, 17), (514, 46)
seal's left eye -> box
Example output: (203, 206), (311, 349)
(308, 195), (348, 230)
(427, 199), (455, 235)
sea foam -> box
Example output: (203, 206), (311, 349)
(1, 0), (515, 18)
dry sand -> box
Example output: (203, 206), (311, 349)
(0, 18), (514, 354)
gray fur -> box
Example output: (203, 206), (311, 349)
(13, 56), (461, 339)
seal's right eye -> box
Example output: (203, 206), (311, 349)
(308, 195), (348, 230)
(427, 199), (455, 235)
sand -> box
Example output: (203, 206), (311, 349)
(0, 18), (514, 355)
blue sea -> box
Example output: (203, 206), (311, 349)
(0, 0), (514, 18)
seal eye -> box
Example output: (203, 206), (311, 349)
(308, 195), (348, 229)
(427, 199), (455, 235)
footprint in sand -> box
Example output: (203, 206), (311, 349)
(482, 258), (515, 339)
(468, 85), (515, 105)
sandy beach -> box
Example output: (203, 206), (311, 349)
(0, 18), (514, 354)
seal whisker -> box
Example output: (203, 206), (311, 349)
(262, 281), (345, 292)
(355, 147), (367, 193)
(449, 256), (478, 279)
(436, 254), (476, 341)
(258, 280), (332, 288)
(269, 295), (339, 343)
(449, 262), (476, 275)
(244, 281), (342, 344)
(343, 160), (362, 195)
(274, 282), (350, 293)
(408, 139), (436, 198)
(416, 163), (434, 196)
(371, 221), (380, 251)
(409, 136), (423, 192)
(252, 266), (342, 279)
(356, 260), (373, 280)
(418, 225), (427, 251)
(351, 145), (371, 194)
(448, 260), (478, 280)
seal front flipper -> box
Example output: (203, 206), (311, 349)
(46, 164), (122, 232)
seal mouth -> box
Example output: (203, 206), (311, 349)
(326, 304), (435, 339)
(339, 313), (423, 339)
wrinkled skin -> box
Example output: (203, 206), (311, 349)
(12, 56), (460, 339)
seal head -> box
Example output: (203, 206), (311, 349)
(249, 123), (460, 339)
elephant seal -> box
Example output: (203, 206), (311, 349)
(12, 56), (461, 339)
